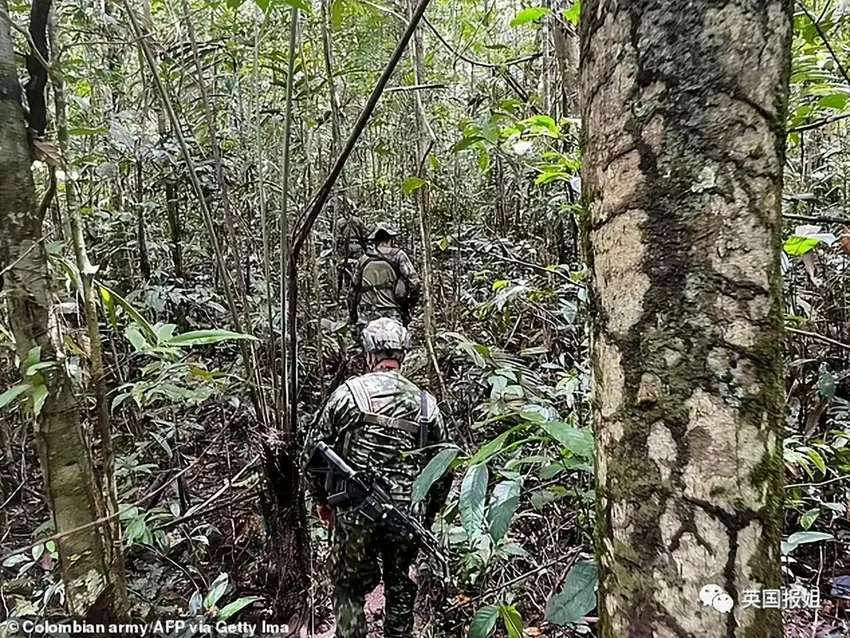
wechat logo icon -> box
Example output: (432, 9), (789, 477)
(699, 584), (735, 614)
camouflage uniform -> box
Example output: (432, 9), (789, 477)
(348, 246), (421, 330)
(302, 370), (452, 638)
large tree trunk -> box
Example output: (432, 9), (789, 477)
(0, 0), (126, 620)
(580, 2), (792, 637)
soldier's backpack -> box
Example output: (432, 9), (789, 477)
(360, 248), (413, 309)
(326, 377), (433, 508)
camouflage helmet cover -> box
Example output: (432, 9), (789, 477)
(360, 318), (410, 353)
(368, 223), (399, 241)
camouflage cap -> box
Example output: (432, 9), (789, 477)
(369, 223), (399, 241)
(361, 317), (410, 353)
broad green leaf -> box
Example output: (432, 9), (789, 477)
(452, 136), (483, 153)
(126, 327), (148, 352)
(100, 286), (118, 330)
(801, 508), (820, 531)
(98, 283), (156, 342)
(0, 384), (30, 409)
(563, 0), (580, 25)
(545, 561), (598, 625)
(468, 605), (499, 638)
(530, 486), (567, 509)
(205, 573), (230, 609)
(783, 235), (820, 256)
(217, 596), (262, 621)
(487, 479), (521, 541)
(510, 6), (551, 27)
(817, 93), (848, 110)
(32, 384), (48, 417)
(402, 176), (427, 196)
(2, 553), (29, 568)
(460, 463), (489, 538)
(536, 170), (567, 185)
(330, 0), (345, 29)
(478, 148), (491, 172)
(412, 447), (459, 504)
(156, 323), (178, 345)
(499, 604), (523, 638)
(818, 372), (836, 399)
(782, 531), (834, 555)
(226, 0), (245, 7)
(541, 422), (594, 459)
(68, 126), (107, 136)
(521, 114), (560, 136)
(806, 448), (826, 475)
(468, 428), (517, 465)
(166, 329), (257, 347)
(256, 0), (270, 12)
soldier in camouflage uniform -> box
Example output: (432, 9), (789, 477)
(337, 214), (369, 295)
(302, 318), (453, 638)
(348, 225), (421, 332)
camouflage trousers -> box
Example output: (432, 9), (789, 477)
(329, 516), (419, 638)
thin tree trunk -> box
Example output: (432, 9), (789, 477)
(409, 0), (446, 400)
(580, 2), (792, 636)
(0, 0), (126, 619)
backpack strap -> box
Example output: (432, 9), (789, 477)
(345, 378), (421, 435)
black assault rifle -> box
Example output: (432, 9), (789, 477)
(313, 441), (448, 565)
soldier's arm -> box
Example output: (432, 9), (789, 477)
(301, 387), (350, 505)
(424, 406), (453, 523)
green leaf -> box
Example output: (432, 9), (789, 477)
(68, 126), (107, 136)
(402, 176), (427, 196)
(478, 148), (491, 172)
(460, 463), (489, 538)
(535, 170), (567, 185)
(412, 448), (459, 504)
(817, 93), (848, 110)
(782, 531), (834, 555)
(452, 136), (483, 153)
(487, 479), (521, 542)
(545, 561), (598, 625)
(783, 235), (820, 256)
(469, 605), (499, 638)
(156, 324), (178, 345)
(510, 6), (551, 27)
(818, 372), (836, 399)
(217, 596), (262, 621)
(541, 422), (594, 459)
(521, 114), (560, 136)
(31, 384), (48, 417)
(468, 428), (515, 465)
(126, 327), (149, 353)
(205, 573), (230, 609)
(166, 329), (258, 347)
(226, 0), (245, 7)
(0, 384), (30, 409)
(98, 283), (156, 342)
(563, 0), (580, 25)
(330, 0), (345, 29)
(806, 448), (826, 475)
(530, 485), (567, 509)
(499, 604), (523, 638)
(801, 508), (820, 531)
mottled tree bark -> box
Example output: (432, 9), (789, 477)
(0, 0), (125, 619)
(580, 2), (792, 637)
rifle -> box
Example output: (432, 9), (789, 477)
(312, 441), (448, 565)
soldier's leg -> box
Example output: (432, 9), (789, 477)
(330, 518), (381, 638)
(380, 532), (419, 638)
